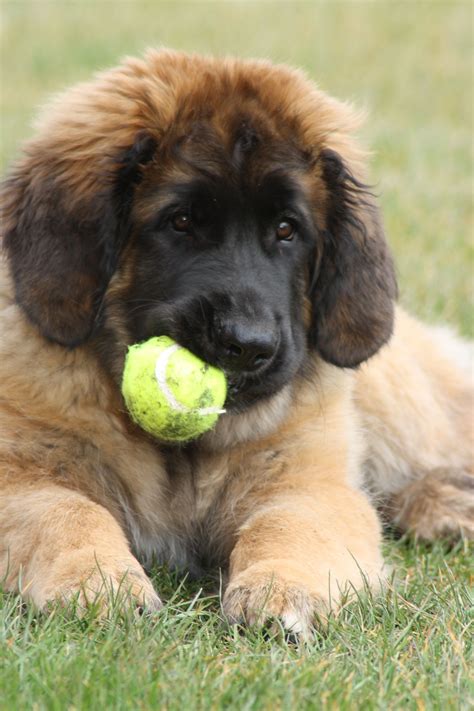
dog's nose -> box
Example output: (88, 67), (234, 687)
(216, 321), (278, 372)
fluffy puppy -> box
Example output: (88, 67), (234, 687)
(0, 50), (472, 635)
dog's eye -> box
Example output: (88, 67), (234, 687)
(171, 213), (192, 233)
(276, 220), (295, 242)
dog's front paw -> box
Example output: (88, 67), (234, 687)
(30, 551), (162, 617)
(223, 564), (327, 640)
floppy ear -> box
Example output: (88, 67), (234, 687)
(2, 132), (155, 347)
(309, 148), (397, 368)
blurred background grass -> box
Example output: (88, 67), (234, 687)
(1, 0), (473, 334)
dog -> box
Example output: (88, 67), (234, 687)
(1, 50), (472, 636)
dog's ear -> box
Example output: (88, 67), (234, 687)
(309, 148), (397, 367)
(2, 131), (156, 347)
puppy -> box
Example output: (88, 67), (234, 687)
(0, 50), (472, 635)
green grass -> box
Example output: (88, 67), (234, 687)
(1, 541), (472, 710)
(1, 1), (473, 709)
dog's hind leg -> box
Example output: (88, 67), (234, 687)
(384, 467), (474, 540)
(355, 307), (473, 540)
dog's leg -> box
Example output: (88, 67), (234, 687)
(385, 467), (474, 540)
(0, 482), (161, 614)
(223, 481), (384, 638)
(355, 307), (473, 540)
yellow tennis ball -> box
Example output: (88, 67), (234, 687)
(122, 336), (227, 442)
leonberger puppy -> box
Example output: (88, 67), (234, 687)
(1, 50), (472, 636)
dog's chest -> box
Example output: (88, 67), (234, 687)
(126, 445), (237, 573)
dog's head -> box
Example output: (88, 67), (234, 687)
(1, 51), (397, 413)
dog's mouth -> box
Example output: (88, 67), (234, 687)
(224, 373), (259, 411)
(136, 304), (304, 413)
(223, 382), (277, 414)
(220, 343), (302, 413)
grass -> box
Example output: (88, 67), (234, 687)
(1, 1), (473, 709)
(1, 540), (472, 710)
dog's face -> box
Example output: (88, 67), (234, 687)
(125, 125), (318, 410)
(2, 51), (397, 415)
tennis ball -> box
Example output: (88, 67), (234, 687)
(122, 336), (227, 442)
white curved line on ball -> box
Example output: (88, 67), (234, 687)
(154, 344), (225, 416)
(197, 406), (226, 416)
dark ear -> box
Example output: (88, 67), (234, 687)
(2, 132), (155, 347)
(309, 148), (397, 367)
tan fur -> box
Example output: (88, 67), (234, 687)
(0, 51), (472, 633)
(355, 309), (473, 514)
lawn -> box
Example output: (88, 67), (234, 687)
(0, 541), (472, 710)
(1, 1), (473, 709)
